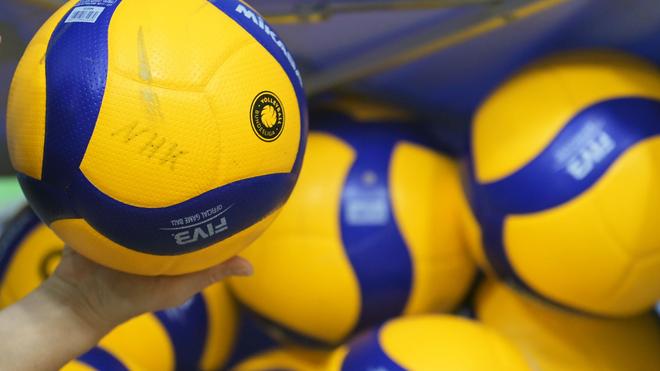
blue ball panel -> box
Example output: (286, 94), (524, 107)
(333, 126), (413, 334)
(154, 293), (208, 370)
(77, 347), (128, 371)
(42, 0), (121, 187)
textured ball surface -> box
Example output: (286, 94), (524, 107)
(475, 280), (660, 371)
(0, 207), (238, 370)
(465, 50), (660, 315)
(6, 0), (307, 275)
(326, 315), (531, 371)
(229, 119), (475, 345)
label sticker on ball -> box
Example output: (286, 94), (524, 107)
(65, 6), (105, 23)
(344, 188), (389, 226)
(251, 91), (285, 142)
(76, 0), (119, 6)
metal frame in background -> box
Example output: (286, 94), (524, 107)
(262, 0), (498, 24)
(300, 0), (566, 95)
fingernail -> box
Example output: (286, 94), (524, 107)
(228, 262), (253, 277)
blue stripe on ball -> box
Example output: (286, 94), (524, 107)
(154, 293), (209, 370)
(21, 171), (296, 256)
(341, 328), (405, 371)
(42, 0), (121, 190)
(77, 347), (128, 371)
(336, 127), (413, 334)
(75, 172), (296, 255)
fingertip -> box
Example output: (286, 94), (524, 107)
(226, 256), (254, 277)
(213, 256), (253, 280)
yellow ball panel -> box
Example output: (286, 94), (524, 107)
(476, 280), (660, 371)
(474, 51), (660, 183)
(50, 211), (279, 276)
(379, 315), (530, 371)
(100, 314), (175, 371)
(80, 76), (219, 208)
(80, 0), (300, 208)
(389, 142), (475, 314)
(232, 347), (330, 371)
(506, 138), (660, 315)
(0, 224), (63, 308)
(229, 133), (360, 344)
(109, 0), (243, 89)
(200, 283), (238, 370)
(203, 36), (301, 189)
(6, 0), (77, 179)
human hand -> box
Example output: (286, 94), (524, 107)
(0, 246), (251, 371)
(42, 247), (253, 337)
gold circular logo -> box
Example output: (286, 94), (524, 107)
(251, 91), (285, 142)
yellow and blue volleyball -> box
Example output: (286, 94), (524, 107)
(464, 50), (660, 316)
(0, 207), (239, 370)
(475, 279), (660, 371)
(229, 115), (476, 345)
(6, 0), (307, 275)
(232, 346), (331, 371)
(326, 315), (531, 371)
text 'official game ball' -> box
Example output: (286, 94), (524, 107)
(326, 315), (531, 371)
(0, 207), (238, 370)
(229, 115), (476, 345)
(475, 280), (660, 371)
(464, 50), (660, 316)
(6, 0), (307, 275)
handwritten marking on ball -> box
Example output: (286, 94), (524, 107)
(111, 122), (188, 171)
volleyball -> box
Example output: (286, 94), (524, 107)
(326, 315), (531, 371)
(475, 279), (660, 371)
(464, 50), (660, 316)
(6, 0), (307, 275)
(230, 116), (475, 345)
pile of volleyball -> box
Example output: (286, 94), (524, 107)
(3, 0), (660, 369)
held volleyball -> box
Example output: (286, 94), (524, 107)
(6, 0), (308, 275)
